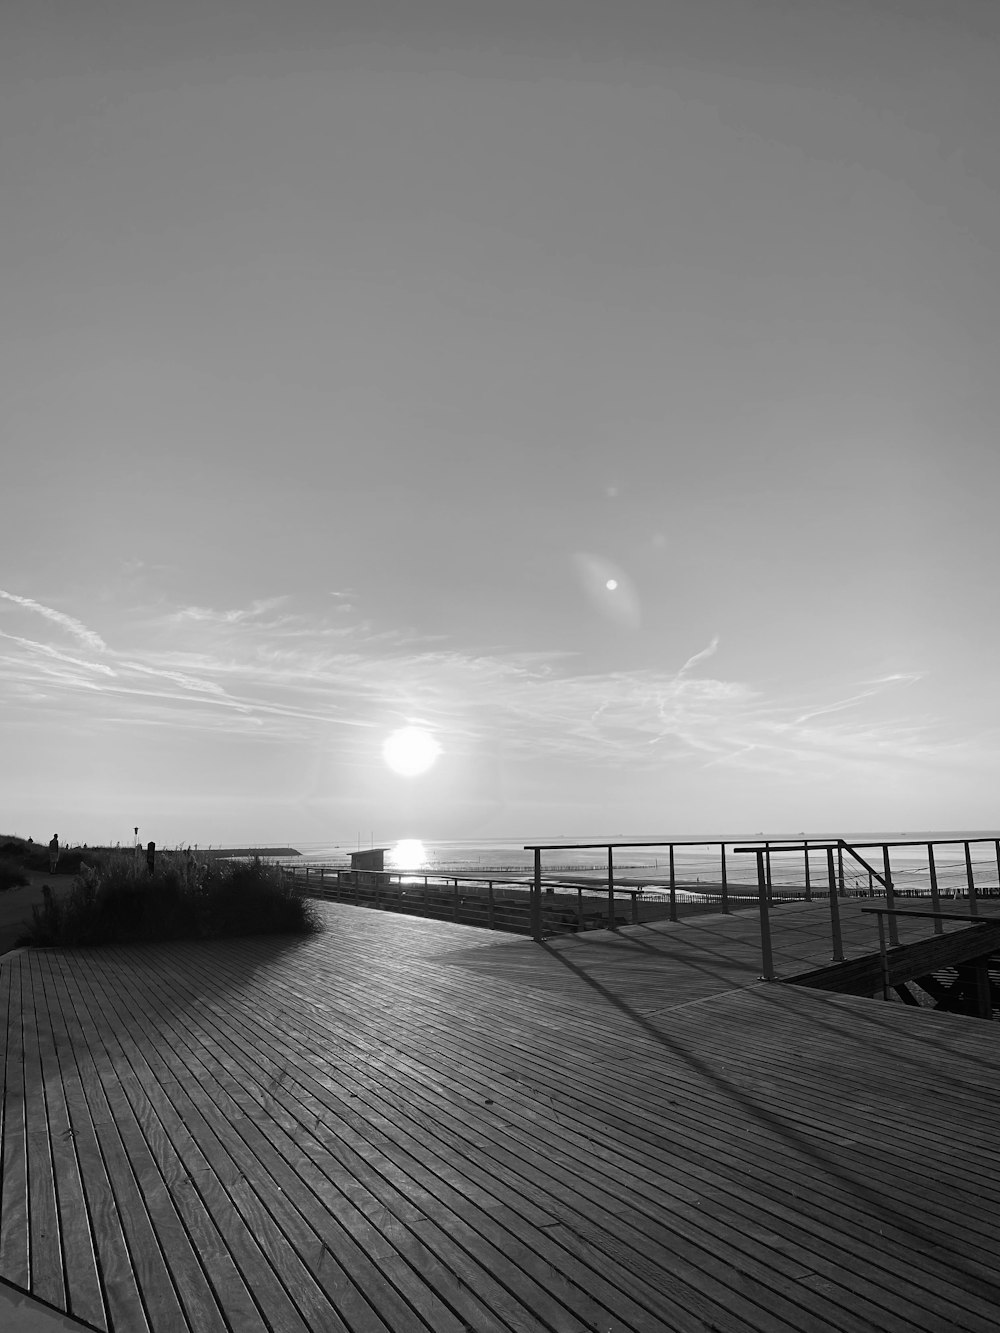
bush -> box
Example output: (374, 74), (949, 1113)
(23, 854), (321, 947)
(0, 857), (29, 892)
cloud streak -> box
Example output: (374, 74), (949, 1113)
(0, 589), (108, 653)
(0, 592), (965, 787)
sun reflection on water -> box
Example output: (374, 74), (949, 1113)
(386, 839), (429, 870)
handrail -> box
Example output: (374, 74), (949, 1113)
(860, 907), (1000, 924)
(860, 904), (1000, 1005)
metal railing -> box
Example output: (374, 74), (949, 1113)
(287, 834), (1000, 973)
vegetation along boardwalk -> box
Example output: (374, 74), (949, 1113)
(2, 900), (999, 1332)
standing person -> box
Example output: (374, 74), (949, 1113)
(146, 841), (156, 874)
(49, 834), (60, 873)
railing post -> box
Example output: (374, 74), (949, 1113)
(803, 840), (812, 903)
(875, 912), (890, 1001)
(453, 878), (459, 920)
(965, 841), (979, 917)
(607, 846), (615, 929)
(837, 844), (845, 899)
(720, 844), (730, 913)
(669, 844), (677, 922)
(974, 959), (993, 1020)
(756, 849), (775, 981)
(487, 880), (495, 929)
(765, 842), (772, 904)
(531, 848), (542, 941)
(826, 846), (845, 962)
(577, 885), (584, 932)
(927, 844), (943, 935)
(995, 840), (1000, 899)
(631, 891), (639, 925)
(883, 845), (899, 945)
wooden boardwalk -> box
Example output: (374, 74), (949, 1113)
(2, 901), (999, 1332)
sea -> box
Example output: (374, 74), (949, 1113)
(275, 829), (1000, 895)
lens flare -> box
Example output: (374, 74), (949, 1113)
(572, 553), (640, 628)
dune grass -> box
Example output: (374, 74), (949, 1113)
(24, 852), (321, 947)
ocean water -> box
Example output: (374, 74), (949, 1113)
(283, 829), (1000, 894)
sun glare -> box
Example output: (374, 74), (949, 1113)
(382, 726), (441, 776)
(387, 839), (429, 870)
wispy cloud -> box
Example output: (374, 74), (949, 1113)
(0, 591), (967, 785)
(678, 634), (720, 676)
(0, 589), (108, 653)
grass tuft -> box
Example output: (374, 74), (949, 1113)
(24, 853), (321, 947)
(0, 857), (30, 893)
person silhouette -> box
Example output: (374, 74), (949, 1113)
(49, 834), (60, 873)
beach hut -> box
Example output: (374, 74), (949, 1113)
(349, 847), (391, 890)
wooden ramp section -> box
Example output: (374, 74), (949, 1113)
(785, 918), (1000, 998)
(3, 903), (1000, 1333)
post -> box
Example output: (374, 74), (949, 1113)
(995, 840), (1000, 899)
(837, 844), (845, 899)
(875, 912), (890, 1001)
(824, 847), (845, 961)
(803, 840), (812, 902)
(765, 842), (772, 904)
(607, 846), (615, 929)
(453, 878), (459, 920)
(883, 846), (899, 945)
(927, 844), (943, 936)
(631, 891), (639, 925)
(974, 959), (993, 1020)
(487, 880), (495, 929)
(531, 848), (542, 941)
(577, 885), (584, 932)
(720, 844), (730, 913)
(965, 841), (979, 917)
(669, 844), (677, 922)
(755, 850), (775, 981)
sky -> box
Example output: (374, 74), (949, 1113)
(2, 0), (1000, 848)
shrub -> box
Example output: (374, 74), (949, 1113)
(0, 857), (30, 892)
(23, 854), (321, 947)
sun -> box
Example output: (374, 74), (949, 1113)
(382, 726), (441, 776)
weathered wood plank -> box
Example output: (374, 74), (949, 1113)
(6, 901), (1000, 1333)
(0, 961), (29, 1290)
(31, 957), (107, 1330)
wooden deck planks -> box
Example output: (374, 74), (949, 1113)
(0, 958), (30, 1292)
(113, 927), (1000, 1333)
(184, 933), (997, 1327)
(3, 901), (1000, 1332)
(85, 947), (671, 1333)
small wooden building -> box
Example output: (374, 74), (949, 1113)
(349, 847), (391, 888)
